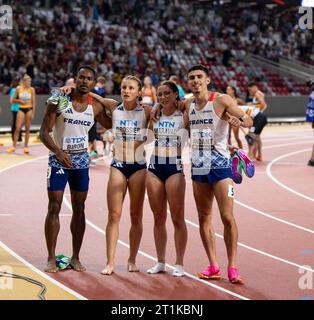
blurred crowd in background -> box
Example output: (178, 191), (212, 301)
(0, 0), (313, 95)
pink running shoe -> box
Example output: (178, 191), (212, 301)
(228, 267), (244, 284)
(197, 264), (221, 280)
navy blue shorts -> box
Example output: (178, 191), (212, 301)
(148, 156), (184, 183)
(111, 159), (147, 180)
(47, 166), (89, 192)
(192, 167), (232, 184)
(192, 150), (232, 184)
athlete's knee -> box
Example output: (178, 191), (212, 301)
(108, 211), (122, 225)
(172, 217), (185, 229)
(221, 214), (236, 228)
(198, 210), (212, 225)
(72, 203), (85, 217)
(130, 210), (143, 226)
(153, 212), (167, 226)
(48, 200), (62, 216)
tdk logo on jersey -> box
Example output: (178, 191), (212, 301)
(158, 121), (175, 128)
(189, 118), (213, 125)
(120, 120), (138, 126)
(65, 137), (86, 144)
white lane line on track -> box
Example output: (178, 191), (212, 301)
(62, 196), (249, 300)
(0, 155), (48, 174)
(262, 136), (313, 143)
(0, 240), (87, 300)
(0, 214), (13, 216)
(263, 142), (313, 150)
(144, 196), (314, 273)
(266, 148), (314, 202)
(234, 200), (314, 234)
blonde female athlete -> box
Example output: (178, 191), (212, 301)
(146, 81), (188, 277)
(90, 76), (151, 275)
(7, 74), (36, 154)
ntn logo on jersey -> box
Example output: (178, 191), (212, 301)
(158, 121), (176, 128)
(119, 120), (138, 127)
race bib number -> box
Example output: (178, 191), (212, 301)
(228, 185), (235, 198)
(63, 136), (88, 153)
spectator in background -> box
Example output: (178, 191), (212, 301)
(7, 74), (36, 155)
(169, 75), (185, 99)
(104, 75), (114, 95)
(306, 79), (314, 166)
(141, 76), (157, 107)
(247, 82), (268, 162)
(9, 77), (22, 143)
(0, 2), (312, 96)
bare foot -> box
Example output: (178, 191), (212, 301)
(128, 262), (139, 272)
(100, 264), (114, 275)
(70, 258), (86, 272)
(45, 260), (59, 273)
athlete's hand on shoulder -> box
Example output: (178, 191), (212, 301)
(150, 104), (161, 122)
(60, 85), (75, 96)
(55, 150), (72, 168)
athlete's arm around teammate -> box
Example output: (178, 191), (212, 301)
(88, 92), (117, 115)
(92, 98), (113, 130)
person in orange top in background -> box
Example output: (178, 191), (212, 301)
(7, 74), (36, 154)
(141, 76), (157, 107)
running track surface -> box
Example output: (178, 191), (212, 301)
(0, 124), (313, 300)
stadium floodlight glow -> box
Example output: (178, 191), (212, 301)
(301, 0), (314, 7)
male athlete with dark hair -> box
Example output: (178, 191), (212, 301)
(40, 66), (111, 272)
(185, 65), (252, 283)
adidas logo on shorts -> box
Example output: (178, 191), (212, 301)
(56, 169), (65, 174)
(112, 161), (123, 168)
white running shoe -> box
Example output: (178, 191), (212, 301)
(147, 262), (166, 274)
(172, 265), (185, 277)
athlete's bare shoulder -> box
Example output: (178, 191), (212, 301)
(214, 92), (232, 106)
